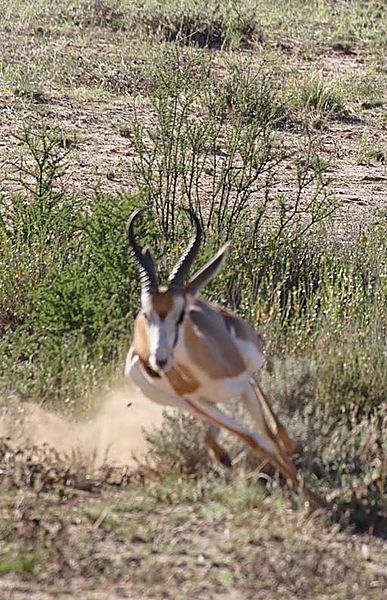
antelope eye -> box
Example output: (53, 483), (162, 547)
(142, 312), (149, 322)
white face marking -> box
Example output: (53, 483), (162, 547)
(141, 292), (186, 373)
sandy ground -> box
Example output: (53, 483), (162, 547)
(0, 92), (385, 235)
(0, 380), (165, 468)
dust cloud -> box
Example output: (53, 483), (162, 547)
(0, 380), (165, 467)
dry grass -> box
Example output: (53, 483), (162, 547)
(0, 448), (386, 599)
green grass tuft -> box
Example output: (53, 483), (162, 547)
(0, 554), (37, 575)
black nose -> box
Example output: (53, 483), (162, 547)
(156, 358), (168, 369)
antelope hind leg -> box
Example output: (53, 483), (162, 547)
(250, 380), (298, 456)
(246, 382), (326, 509)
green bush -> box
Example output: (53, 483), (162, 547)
(2, 123), (387, 422)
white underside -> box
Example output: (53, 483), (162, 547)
(125, 329), (264, 407)
(127, 354), (276, 456)
(125, 333), (281, 459)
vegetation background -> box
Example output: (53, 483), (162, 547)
(0, 1), (386, 598)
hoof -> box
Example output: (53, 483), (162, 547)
(219, 453), (233, 469)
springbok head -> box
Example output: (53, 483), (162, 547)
(127, 208), (230, 373)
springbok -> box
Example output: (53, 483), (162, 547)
(125, 208), (325, 509)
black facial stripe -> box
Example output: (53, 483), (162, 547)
(173, 308), (186, 348)
(176, 308), (185, 327)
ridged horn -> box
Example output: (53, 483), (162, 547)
(127, 209), (159, 294)
(168, 209), (202, 290)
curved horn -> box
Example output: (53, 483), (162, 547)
(168, 209), (202, 290)
(127, 209), (159, 294)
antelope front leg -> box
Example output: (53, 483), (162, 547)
(185, 397), (299, 485)
(204, 424), (232, 468)
(185, 397), (326, 510)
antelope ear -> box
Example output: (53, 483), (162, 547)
(184, 243), (231, 296)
